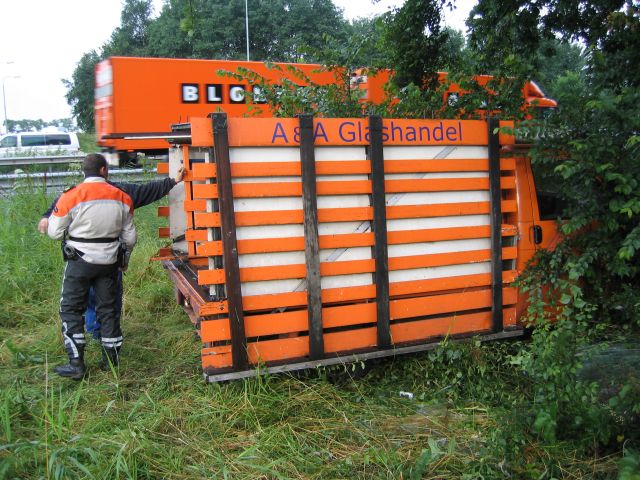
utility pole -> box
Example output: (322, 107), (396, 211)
(0, 61), (16, 134)
(245, 0), (250, 61)
(2, 75), (20, 134)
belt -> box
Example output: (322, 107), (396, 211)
(68, 236), (119, 243)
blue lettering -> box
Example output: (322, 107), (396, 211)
(339, 121), (356, 142)
(406, 126), (417, 142)
(419, 126), (431, 141)
(433, 122), (444, 141)
(446, 126), (458, 141)
(381, 126), (389, 142)
(294, 126), (300, 143)
(272, 122), (289, 143)
(314, 122), (329, 142)
(391, 121), (403, 142)
(458, 121), (463, 141)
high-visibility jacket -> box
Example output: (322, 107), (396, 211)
(48, 176), (137, 265)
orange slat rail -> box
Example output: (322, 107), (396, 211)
(156, 162), (169, 174)
(185, 229), (208, 242)
(201, 307), (517, 368)
(236, 270), (518, 312)
(192, 200), (517, 229)
(189, 158), (517, 181)
(191, 163), (216, 179)
(197, 246), (518, 285)
(195, 224), (518, 256)
(191, 177), (516, 200)
(201, 287), (517, 342)
(184, 199), (207, 212)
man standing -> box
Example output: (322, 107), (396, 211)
(48, 153), (136, 379)
(38, 167), (186, 339)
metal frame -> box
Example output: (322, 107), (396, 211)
(299, 115), (324, 359)
(488, 117), (504, 332)
(211, 113), (248, 370)
(368, 115), (391, 348)
(204, 328), (524, 382)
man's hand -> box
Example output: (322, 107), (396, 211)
(173, 167), (186, 183)
(37, 217), (49, 234)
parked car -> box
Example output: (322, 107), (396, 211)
(0, 132), (81, 157)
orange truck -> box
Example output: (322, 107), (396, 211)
(144, 113), (561, 382)
(94, 56), (342, 165)
(94, 57), (556, 166)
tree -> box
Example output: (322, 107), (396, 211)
(65, 0), (355, 129)
(468, 0), (640, 447)
(4, 118), (75, 133)
(530, 38), (585, 99)
(63, 50), (101, 132)
(146, 0), (350, 61)
(103, 0), (153, 56)
(144, 0), (194, 58)
(381, 0), (450, 89)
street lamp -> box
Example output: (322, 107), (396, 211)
(2, 75), (20, 134)
(245, 0), (250, 61)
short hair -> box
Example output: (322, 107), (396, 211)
(83, 153), (107, 177)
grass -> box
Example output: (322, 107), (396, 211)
(78, 133), (99, 154)
(0, 185), (626, 479)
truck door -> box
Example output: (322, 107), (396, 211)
(527, 161), (564, 251)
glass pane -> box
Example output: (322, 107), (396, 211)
(0, 136), (17, 147)
(21, 135), (46, 147)
(45, 134), (71, 146)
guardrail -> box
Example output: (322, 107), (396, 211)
(0, 154), (86, 166)
(0, 168), (159, 194)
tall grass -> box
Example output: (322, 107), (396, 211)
(0, 185), (622, 479)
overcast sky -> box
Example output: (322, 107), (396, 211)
(0, 0), (473, 127)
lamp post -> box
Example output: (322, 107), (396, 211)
(2, 75), (20, 134)
(245, 0), (250, 61)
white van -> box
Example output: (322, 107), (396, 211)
(0, 132), (81, 157)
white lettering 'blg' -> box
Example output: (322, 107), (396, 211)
(253, 86), (267, 104)
(182, 84), (199, 103)
(229, 85), (246, 103)
(207, 84), (222, 103)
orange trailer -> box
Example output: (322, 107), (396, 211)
(148, 114), (560, 381)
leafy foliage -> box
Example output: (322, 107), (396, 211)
(4, 118), (75, 133)
(470, 0), (640, 455)
(64, 0), (354, 130)
(62, 50), (101, 132)
(51, 0), (640, 476)
(381, 0), (449, 89)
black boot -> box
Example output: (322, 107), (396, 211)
(99, 348), (119, 371)
(54, 358), (86, 380)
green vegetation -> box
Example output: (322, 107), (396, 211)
(7, 0), (640, 477)
(0, 185), (636, 479)
(3, 118), (76, 134)
(77, 133), (98, 154)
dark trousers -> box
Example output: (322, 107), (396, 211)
(85, 271), (123, 338)
(59, 258), (121, 359)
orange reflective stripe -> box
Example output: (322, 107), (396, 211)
(53, 181), (134, 216)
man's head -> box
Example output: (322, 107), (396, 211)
(83, 153), (108, 178)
